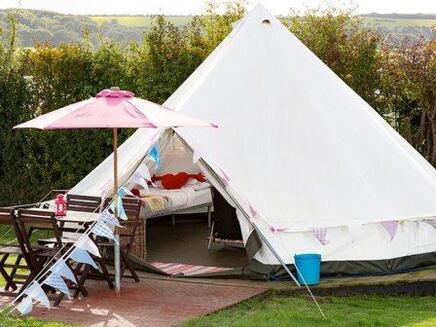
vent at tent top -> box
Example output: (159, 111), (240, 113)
(262, 19), (271, 25)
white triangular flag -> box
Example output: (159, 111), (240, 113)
(423, 218), (436, 229)
(24, 282), (50, 309)
(136, 164), (151, 181)
(346, 224), (364, 244)
(75, 234), (100, 257)
(131, 173), (148, 190)
(192, 150), (201, 164)
(70, 247), (99, 270)
(43, 273), (71, 299)
(49, 260), (76, 284)
(16, 296), (33, 315)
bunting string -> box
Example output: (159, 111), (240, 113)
(9, 187), (129, 315)
(10, 139), (160, 315)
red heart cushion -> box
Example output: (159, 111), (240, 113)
(161, 172), (190, 189)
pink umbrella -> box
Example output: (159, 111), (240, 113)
(14, 87), (216, 292)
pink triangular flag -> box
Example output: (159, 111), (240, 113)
(311, 228), (330, 245)
(381, 221), (398, 240)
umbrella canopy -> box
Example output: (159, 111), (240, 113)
(13, 87), (216, 293)
(14, 88), (216, 130)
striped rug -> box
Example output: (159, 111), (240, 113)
(150, 261), (233, 277)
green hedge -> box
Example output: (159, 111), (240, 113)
(0, 4), (434, 206)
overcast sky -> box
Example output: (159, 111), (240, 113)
(0, 0), (435, 15)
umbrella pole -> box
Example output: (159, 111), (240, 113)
(113, 128), (121, 294)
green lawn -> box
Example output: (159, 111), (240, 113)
(183, 293), (436, 327)
(0, 292), (434, 326)
(0, 311), (74, 327)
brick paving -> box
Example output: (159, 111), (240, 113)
(2, 267), (435, 326)
(25, 277), (266, 327)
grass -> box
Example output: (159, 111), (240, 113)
(182, 293), (436, 327)
(0, 311), (74, 327)
(1, 293), (434, 327)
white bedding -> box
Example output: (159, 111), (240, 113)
(148, 182), (212, 209)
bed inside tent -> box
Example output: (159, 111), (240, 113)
(128, 132), (250, 277)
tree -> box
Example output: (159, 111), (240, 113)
(285, 6), (382, 110)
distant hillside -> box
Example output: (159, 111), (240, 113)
(0, 9), (434, 47)
(90, 15), (192, 28)
(360, 13), (435, 42)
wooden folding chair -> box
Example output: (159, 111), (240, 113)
(0, 208), (30, 296)
(66, 194), (114, 290)
(66, 194), (102, 213)
(95, 197), (142, 282)
(56, 216), (115, 293)
(38, 194), (102, 245)
(15, 209), (88, 306)
(38, 194), (114, 292)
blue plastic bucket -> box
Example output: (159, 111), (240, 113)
(294, 253), (321, 285)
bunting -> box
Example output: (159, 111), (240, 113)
(130, 172), (148, 190)
(192, 150), (201, 164)
(49, 260), (76, 284)
(92, 220), (118, 244)
(311, 228), (330, 245)
(149, 144), (161, 168)
(16, 296), (33, 315)
(136, 163), (151, 181)
(118, 187), (133, 197)
(70, 247), (99, 270)
(110, 196), (128, 220)
(381, 221), (398, 240)
(23, 282), (50, 309)
(75, 234), (100, 257)
(423, 218), (436, 229)
(346, 224), (363, 244)
(100, 209), (121, 227)
(43, 273), (71, 299)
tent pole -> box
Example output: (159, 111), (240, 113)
(113, 128), (121, 294)
(200, 159), (300, 285)
(198, 157), (326, 317)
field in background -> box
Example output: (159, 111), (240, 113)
(91, 15), (193, 27)
(90, 14), (436, 29)
(363, 17), (436, 28)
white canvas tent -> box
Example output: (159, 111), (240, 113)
(70, 4), (436, 275)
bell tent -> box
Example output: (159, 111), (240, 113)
(69, 4), (436, 277)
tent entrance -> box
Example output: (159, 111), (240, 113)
(145, 213), (248, 277)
